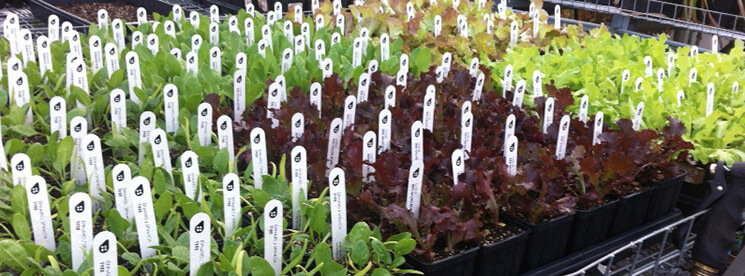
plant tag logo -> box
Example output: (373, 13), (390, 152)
(134, 184), (144, 197)
(99, 240), (109, 253)
(269, 206), (278, 218)
(227, 180), (234, 191)
(75, 201), (85, 213)
(194, 221), (205, 233)
(117, 171), (125, 181)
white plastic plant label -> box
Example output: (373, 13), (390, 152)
(689, 67), (697, 87)
(264, 200), (283, 275)
(411, 121), (424, 163)
(380, 34), (390, 62)
(503, 65), (513, 94)
(336, 15), (345, 34)
(295, 36), (305, 55)
(132, 31), (143, 49)
(138, 112), (155, 165)
(10, 153), (31, 187)
(86, 36), (103, 75)
(352, 37), (363, 68)
(555, 115), (570, 160)
(441, 52), (452, 76)
(733, 81), (739, 96)
(5, 14), (19, 55)
(310, 82), (322, 116)
(19, 30), (35, 66)
(70, 117), (88, 184)
(469, 57), (479, 77)
(453, 0), (460, 9)
(592, 111), (604, 145)
(657, 68), (665, 92)
(378, 110), (392, 153)
(406, 2), (415, 20)
(210, 23), (219, 45)
(181, 151), (201, 202)
(232, 71), (246, 122)
(315, 39), (326, 61)
(82, 134), (106, 206)
(61, 21), (71, 42)
(316, 14), (325, 31)
(283, 21), (294, 44)
(217, 115), (236, 165)
(532, 12), (539, 37)
(191, 34), (203, 53)
(457, 15), (468, 37)
(223, 173), (241, 237)
(136, 7), (147, 24)
(529, 71), (542, 100)
(93, 231), (116, 276)
(644, 56), (653, 77)
(451, 149), (465, 182)
(37, 36), (53, 76)
(461, 112), (473, 153)
(150, 128), (174, 178)
(26, 175), (55, 250)
(48, 15), (59, 41)
(397, 69), (407, 88)
(7, 56), (22, 86)
(322, 58), (333, 79)
(543, 97), (555, 134)
(69, 192), (92, 271)
(190, 11), (200, 29)
(510, 21), (518, 45)
(505, 135), (518, 175)
(328, 168), (347, 259)
(68, 31), (82, 57)
(497, 3), (506, 19)
(131, 176), (159, 259)
(125, 51), (143, 104)
(267, 11), (277, 26)
(245, 18), (255, 45)
(423, 85), (435, 131)
(620, 69), (630, 94)
(326, 118), (343, 172)
(362, 131), (377, 183)
(236, 53), (247, 72)
(512, 79), (526, 107)
(385, 85), (397, 109)
(229, 16), (239, 33)
(190, 213), (211, 276)
(706, 83), (715, 117)
(49, 96), (67, 138)
(368, 59), (379, 73)
(165, 20), (176, 37)
(247, 3), (256, 16)
(635, 77), (643, 92)
(462, 101), (472, 117)
(173, 5), (183, 27)
(579, 95), (589, 124)
(712, 35), (719, 54)
(210, 5), (219, 22)
(357, 73), (370, 102)
(343, 95), (357, 129)
(302, 23), (311, 48)
(504, 114), (515, 153)
(12, 73), (32, 125)
(104, 43), (119, 78)
(281, 48), (294, 73)
(72, 60), (89, 106)
(186, 52), (199, 75)
(290, 146), (308, 229)
(267, 82), (282, 128)
(294, 5), (302, 23)
(632, 101), (644, 131)
(405, 161), (424, 218)
(209, 47), (222, 74)
(197, 103), (213, 146)
(163, 84), (180, 133)
(258, 40), (268, 58)
(112, 19), (125, 50)
(288, 113), (304, 142)
(667, 52), (675, 77)
(677, 90), (685, 107)
(554, 5), (561, 29)
(111, 164), (132, 223)
(250, 127), (269, 189)
(275, 1), (283, 14)
(433, 16), (442, 37)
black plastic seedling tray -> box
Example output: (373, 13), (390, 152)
(29, 0), (175, 27)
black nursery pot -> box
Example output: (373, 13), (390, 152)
(644, 173), (687, 222)
(566, 200), (619, 253)
(609, 187), (654, 237)
(405, 246), (479, 276)
(473, 227), (528, 276)
(505, 214), (574, 273)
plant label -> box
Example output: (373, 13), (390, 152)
(457, 15), (468, 37)
(498, 2), (506, 19)
(453, 0), (460, 9)
(4, 15), (19, 55)
(405, 161), (424, 217)
(336, 15), (345, 34)
(706, 83), (715, 117)
(162, 84), (180, 133)
(383, 85), (397, 110)
(436, 66), (444, 83)
(532, 12), (539, 37)
(245, 18), (255, 45)
(7, 56), (22, 87)
(406, 2), (415, 20)
(310, 82), (322, 116)
(70, 117), (88, 184)
(469, 57), (479, 77)
(316, 14), (325, 31)
(19, 30), (35, 66)
(125, 52), (143, 104)
(368, 59), (379, 73)
(315, 39), (326, 61)
(275, 1), (283, 14)
(132, 31), (143, 49)
(210, 5), (219, 22)
(217, 116), (236, 165)
(267, 11), (277, 26)
(111, 164), (133, 224)
(503, 65), (513, 94)
(634, 77), (643, 92)
(231, 71), (246, 122)
(327, 167), (348, 259)
(689, 67), (697, 86)
(531, 70), (543, 99)
(61, 21), (71, 42)
(190, 11), (200, 30)
(381, 34), (390, 62)
(326, 118), (343, 173)
(290, 146), (308, 229)
(134, 7), (146, 25)
(461, 112), (473, 153)
(69, 192), (93, 271)
(267, 83), (282, 128)
(261, 199), (284, 275)
(82, 134), (106, 206)
(48, 15), (60, 41)
(357, 73), (371, 102)
(37, 36), (53, 76)
(281, 48), (294, 73)
(250, 128), (269, 189)
(504, 113), (515, 153)
(247, 3), (256, 15)
(632, 101), (644, 131)
(11, 72), (32, 125)
(554, 5), (561, 29)
(352, 37), (363, 68)
(93, 231), (117, 275)
(733, 81), (739, 96)
(712, 35), (719, 54)
(209, 23), (220, 45)
(189, 213), (211, 276)
(10, 153), (30, 187)
(180, 151), (201, 202)
(26, 175), (55, 250)
(196, 103), (213, 147)
(322, 58), (333, 79)
(543, 97), (554, 134)
(191, 34), (203, 53)
(131, 176), (159, 258)
(113, 19), (125, 50)
(441, 52), (452, 76)
(72, 60), (89, 107)
(85, 36), (102, 75)
(295, 36), (305, 55)
(302, 23), (311, 48)
(362, 131), (377, 183)
(592, 111), (604, 145)
(451, 148), (464, 182)
(229, 16), (239, 33)
(294, 5), (302, 23)
(288, 113), (304, 142)
(332, 0), (342, 15)
(283, 21), (294, 44)
(434, 16), (442, 37)
(343, 95), (357, 129)
(69, 31), (83, 58)
(579, 95), (589, 124)
(138, 112), (155, 165)
(500, 133), (517, 175)
(165, 20), (176, 37)
(462, 101), (472, 117)
(104, 43), (119, 78)
(555, 115), (570, 160)
(667, 52), (675, 77)
(361, 28), (370, 54)
(397, 69), (407, 88)
(411, 121), (424, 163)
(276, 73), (287, 102)
(377, 109), (393, 154)
(49, 96), (67, 138)
(423, 86), (436, 130)
(209, 47), (222, 74)
(236, 53), (247, 72)
(173, 5), (183, 28)
(677, 90), (685, 107)
(510, 79), (525, 107)
(222, 173), (241, 237)
(186, 51), (199, 75)
(510, 21), (518, 45)
(261, 25), (272, 49)
(644, 56), (653, 77)
(65, 54), (76, 89)
(150, 128), (174, 178)
(258, 39), (268, 58)
(619, 69), (630, 94)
